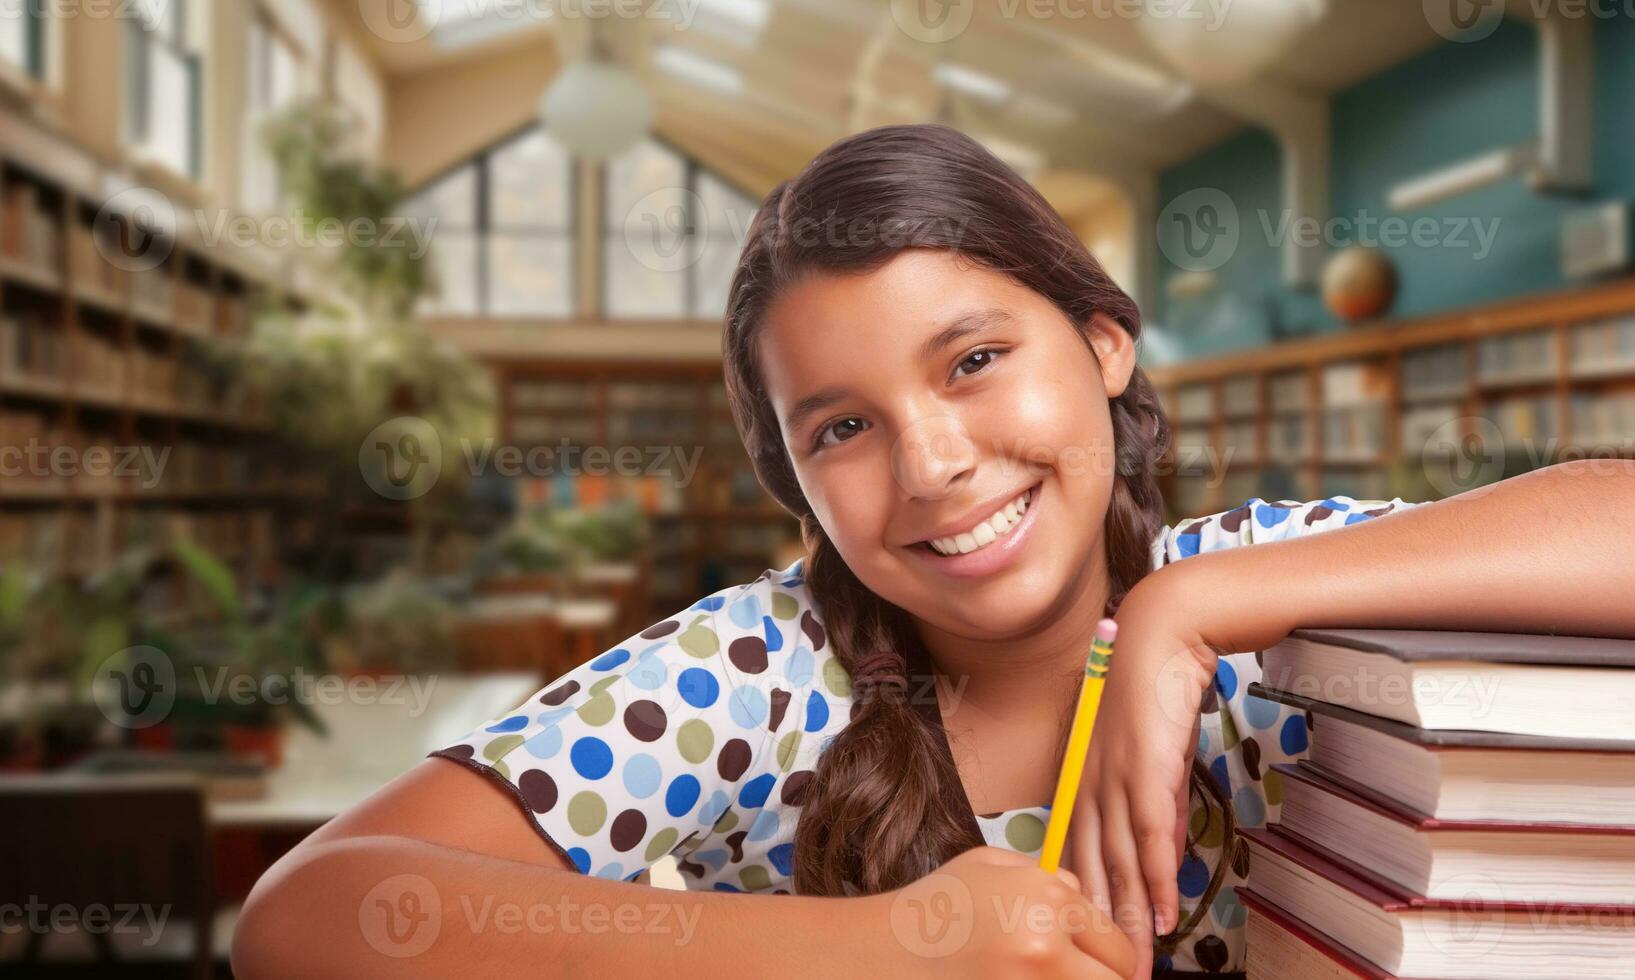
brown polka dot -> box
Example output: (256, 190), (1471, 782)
(1241, 736), (1262, 781)
(728, 636), (768, 673)
(518, 769), (558, 814)
(624, 700), (667, 742)
(1304, 505), (1333, 525)
(677, 856), (705, 878)
(610, 809), (647, 852)
(441, 744), (475, 761)
(781, 770), (814, 806)
(540, 680), (580, 706)
(800, 610), (826, 650)
(768, 688), (790, 731)
(641, 620), (679, 639)
(725, 831), (747, 862)
(1194, 935), (1229, 972)
(717, 738), (752, 781)
(1220, 505), (1250, 532)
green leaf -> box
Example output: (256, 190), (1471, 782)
(173, 537), (242, 621)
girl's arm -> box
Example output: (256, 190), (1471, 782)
(1075, 458), (1635, 972)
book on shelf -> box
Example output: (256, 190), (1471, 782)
(1247, 683), (1635, 825)
(1259, 627), (1635, 741)
(1240, 825), (1635, 980)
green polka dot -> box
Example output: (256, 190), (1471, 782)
(677, 719), (714, 763)
(567, 791), (607, 835)
(713, 808), (738, 833)
(490, 759), (510, 782)
(1190, 805), (1223, 849)
(590, 675), (620, 695)
(740, 865), (772, 891)
(645, 827), (679, 862)
(678, 617), (719, 658)
(483, 734), (524, 762)
(770, 592), (798, 620)
(1220, 712), (1241, 752)
(776, 730), (801, 771)
(1003, 813), (1046, 852)
(1264, 768), (1285, 807)
(578, 694), (615, 726)
(822, 657), (852, 697)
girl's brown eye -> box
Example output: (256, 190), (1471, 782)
(815, 417), (867, 450)
(954, 348), (1005, 379)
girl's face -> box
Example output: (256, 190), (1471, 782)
(759, 248), (1138, 639)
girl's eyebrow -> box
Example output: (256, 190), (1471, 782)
(783, 307), (1015, 435)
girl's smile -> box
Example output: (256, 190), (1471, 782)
(907, 479), (1043, 579)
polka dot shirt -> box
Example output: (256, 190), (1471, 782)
(432, 495), (1421, 975)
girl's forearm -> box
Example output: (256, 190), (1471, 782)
(232, 834), (890, 980)
(1147, 459), (1635, 656)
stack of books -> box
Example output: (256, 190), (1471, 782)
(1241, 627), (1635, 979)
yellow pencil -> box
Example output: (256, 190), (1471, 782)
(1039, 616), (1118, 873)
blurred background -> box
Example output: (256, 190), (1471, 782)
(2, 0), (1633, 974)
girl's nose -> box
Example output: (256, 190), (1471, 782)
(891, 413), (977, 499)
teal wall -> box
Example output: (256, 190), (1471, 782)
(1154, 15), (1635, 361)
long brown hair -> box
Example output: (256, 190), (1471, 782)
(721, 124), (1172, 896)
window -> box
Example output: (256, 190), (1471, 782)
(603, 138), (758, 320)
(403, 127), (575, 318)
(127, 0), (202, 178)
(0, 0), (45, 80)
(243, 15), (300, 213)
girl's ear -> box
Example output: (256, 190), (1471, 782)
(1085, 312), (1137, 399)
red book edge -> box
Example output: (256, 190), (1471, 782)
(1238, 886), (1422, 980)
(1274, 761), (1635, 836)
(1241, 825), (1635, 917)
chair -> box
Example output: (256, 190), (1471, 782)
(0, 776), (218, 979)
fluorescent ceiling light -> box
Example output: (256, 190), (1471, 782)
(1013, 93), (1076, 127)
(696, 0), (771, 32)
(1387, 144), (1538, 212)
(933, 63), (1012, 105)
(654, 45), (743, 94)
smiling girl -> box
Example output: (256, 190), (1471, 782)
(234, 125), (1635, 979)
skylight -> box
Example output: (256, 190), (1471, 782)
(654, 44), (743, 94)
(416, 0), (547, 50)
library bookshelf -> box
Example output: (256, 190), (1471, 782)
(1145, 277), (1635, 520)
(493, 358), (800, 618)
(0, 104), (318, 610)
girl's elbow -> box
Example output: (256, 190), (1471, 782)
(231, 837), (364, 978)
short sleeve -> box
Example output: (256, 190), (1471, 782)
(1152, 494), (1424, 567)
(431, 568), (818, 884)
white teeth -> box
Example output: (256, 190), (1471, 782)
(927, 487), (1035, 557)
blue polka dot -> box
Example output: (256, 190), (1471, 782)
(524, 726), (563, 759)
(804, 691), (830, 732)
(1345, 512), (1373, 525)
(1209, 755), (1230, 794)
(728, 685), (769, 729)
(627, 649), (668, 689)
(665, 775), (701, 817)
(739, 773), (776, 809)
(537, 706), (574, 726)
(678, 667), (720, 708)
(569, 737), (614, 779)
(590, 648), (630, 671)
(1280, 714), (1310, 755)
(1214, 659), (1238, 701)
(623, 753), (662, 798)
(566, 847), (592, 873)
(691, 596), (725, 612)
(712, 882), (741, 892)
(1177, 854), (1209, 898)
(762, 615), (783, 652)
(1156, 955), (1174, 972)
(1244, 695), (1281, 731)
(1234, 787), (1266, 828)
(1212, 886), (1247, 929)
(784, 646), (814, 685)
(1254, 504), (1291, 529)
(595, 862), (625, 881)
(698, 790), (731, 826)
(694, 847), (729, 871)
(1196, 725), (1210, 756)
(1320, 497), (1350, 512)
(484, 715), (528, 733)
(746, 809), (781, 842)
(1177, 533), (1201, 558)
(768, 843), (795, 875)
(728, 593), (762, 628)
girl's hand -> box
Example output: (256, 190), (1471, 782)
(868, 846), (1136, 979)
(1065, 578), (1218, 977)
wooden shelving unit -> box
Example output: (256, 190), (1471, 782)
(0, 105), (316, 601)
(495, 359), (801, 618)
(1147, 278), (1635, 519)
